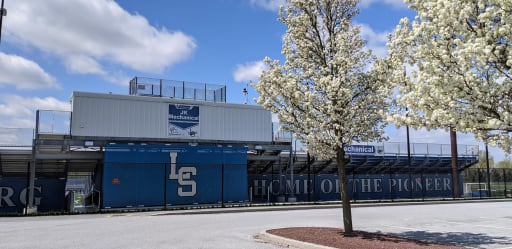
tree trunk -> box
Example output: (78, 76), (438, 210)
(336, 145), (353, 234)
(450, 127), (460, 198)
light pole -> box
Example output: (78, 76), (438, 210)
(406, 125), (413, 198)
(403, 68), (413, 198)
(0, 0), (6, 45)
(242, 83), (248, 104)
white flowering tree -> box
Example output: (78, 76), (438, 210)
(255, 0), (389, 233)
(382, 0), (511, 152)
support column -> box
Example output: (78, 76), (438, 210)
(28, 110), (40, 211)
(406, 126), (412, 198)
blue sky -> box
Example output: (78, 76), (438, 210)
(0, 0), (507, 162)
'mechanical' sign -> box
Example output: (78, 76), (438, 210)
(168, 104), (199, 137)
(343, 145), (375, 154)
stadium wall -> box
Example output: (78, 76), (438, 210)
(0, 178), (66, 213)
(249, 174), (464, 202)
(100, 144), (248, 209)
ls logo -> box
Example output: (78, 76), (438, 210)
(169, 152), (197, 197)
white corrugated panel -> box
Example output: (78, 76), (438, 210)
(200, 105), (272, 142)
(71, 92), (272, 143)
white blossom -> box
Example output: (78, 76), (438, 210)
(379, 0), (511, 153)
(255, 0), (390, 233)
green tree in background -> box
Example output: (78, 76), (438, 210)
(473, 150), (495, 168)
(496, 159), (512, 168)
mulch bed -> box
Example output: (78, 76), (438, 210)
(267, 227), (466, 249)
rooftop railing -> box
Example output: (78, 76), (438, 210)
(129, 77), (226, 102)
(36, 110), (71, 135)
(288, 140), (479, 157)
(381, 142), (479, 157)
(273, 122), (292, 143)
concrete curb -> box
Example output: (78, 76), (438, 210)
(257, 230), (335, 249)
(150, 198), (511, 216)
(151, 204), (339, 216)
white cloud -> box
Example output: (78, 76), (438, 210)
(0, 52), (59, 89)
(104, 73), (133, 86)
(233, 60), (267, 83)
(65, 55), (106, 75)
(358, 23), (389, 58)
(0, 127), (34, 146)
(0, 95), (70, 144)
(359, 0), (407, 9)
(251, 0), (407, 12)
(5, 0), (196, 75)
(0, 94), (70, 119)
(250, 0), (285, 11)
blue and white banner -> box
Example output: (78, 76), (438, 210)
(168, 104), (200, 137)
(0, 178), (66, 213)
(344, 145), (375, 154)
(249, 173), (459, 202)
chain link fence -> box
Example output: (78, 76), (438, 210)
(463, 168), (512, 198)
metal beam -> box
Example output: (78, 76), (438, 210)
(34, 151), (103, 160)
(247, 155), (280, 161)
(0, 151), (3, 176)
(246, 144), (291, 151)
(35, 139), (96, 147)
(257, 161), (275, 174)
(314, 159), (333, 174)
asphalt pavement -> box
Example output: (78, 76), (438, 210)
(0, 200), (511, 249)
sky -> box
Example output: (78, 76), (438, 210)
(0, 0), (508, 162)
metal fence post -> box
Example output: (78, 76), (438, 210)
(486, 143), (491, 197)
(221, 163), (225, 208)
(267, 186), (270, 203)
(504, 168), (508, 198)
(421, 169), (425, 201)
(478, 169), (482, 199)
(163, 163), (167, 210)
(249, 186), (253, 204)
(159, 79), (163, 97)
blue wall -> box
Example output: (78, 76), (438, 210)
(249, 174), (462, 202)
(101, 144), (464, 208)
(0, 178), (66, 213)
(102, 144), (248, 208)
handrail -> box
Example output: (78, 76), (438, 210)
(129, 77), (227, 102)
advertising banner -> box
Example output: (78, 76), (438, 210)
(343, 145), (376, 154)
(249, 173), (461, 202)
(168, 104), (199, 137)
(0, 178), (66, 213)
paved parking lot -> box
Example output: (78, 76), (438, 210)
(352, 201), (512, 249)
(1, 200), (511, 249)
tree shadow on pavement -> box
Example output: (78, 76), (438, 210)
(390, 230), (512, 249)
